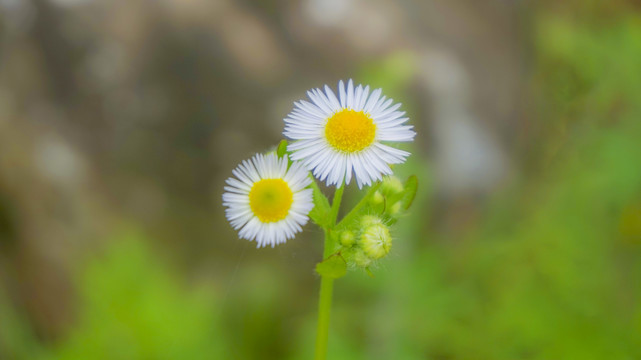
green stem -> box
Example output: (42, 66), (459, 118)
(314, 186), (344, 360)
(314, 241), (334, 360)
(329, 185), (344, 227)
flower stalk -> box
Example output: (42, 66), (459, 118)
(314, 234), (334, 360)
(314, 186), (344, 360)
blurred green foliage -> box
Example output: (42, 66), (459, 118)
(2, 233), (230, 359)
(52, 234), (229, 360)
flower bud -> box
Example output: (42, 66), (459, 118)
(360, 215), (383, 227)
(339, 231), (355, 247)
(360, 223), (392, 260)
(388, 201), (402, 216)
(353, 249), (373, 268)
(381, 176), (404, 195)
(370, 190), (384, 205)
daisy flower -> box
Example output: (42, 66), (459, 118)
(284, 79), (415, 188)
(223, 153), (314, 248)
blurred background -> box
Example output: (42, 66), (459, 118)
(1, 0), (640, 359)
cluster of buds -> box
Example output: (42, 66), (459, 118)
(338, 215), (392, 268)
(369, 176), (409, 220)
(332, 175), (417, 271)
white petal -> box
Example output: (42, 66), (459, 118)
(338, 80), (346, 108)
(346, 79), (354, 109)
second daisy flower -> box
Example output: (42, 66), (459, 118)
(223, 153), (314, 248)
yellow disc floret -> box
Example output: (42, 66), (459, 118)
(325, 109), (376, 153)
(249, 179), (293, 223)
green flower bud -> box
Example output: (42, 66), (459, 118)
(371, 190), (384, 205)
(381, 176), (404, 195)
(339, 231), (355, 247)
(360, 223), (392, 260)
(388, 201), (402, 216)
(353, 249), (373, 268)
(360, 215), (383, 227)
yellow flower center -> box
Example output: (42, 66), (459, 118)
(325, 109), (376, 153)
(249, 179), (293, 223)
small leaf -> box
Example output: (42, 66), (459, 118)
(400, 175), (418, 210)
(308, 180), (332, 228)
(276, 140), (289, 158)
(315, 254), (347, 279)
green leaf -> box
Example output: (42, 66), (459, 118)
(315, 254), (347, 279)
(400, 175), (418, 210)
(276, 140), (288, 158)
(308, 180), (332, 228)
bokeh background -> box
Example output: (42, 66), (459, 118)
(1, 0), (641, 359)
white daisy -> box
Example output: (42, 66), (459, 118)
(284, 79), (415, 188)
(223, 153), (314, 248)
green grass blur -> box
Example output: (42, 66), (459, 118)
(2, 3), (641, 360)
